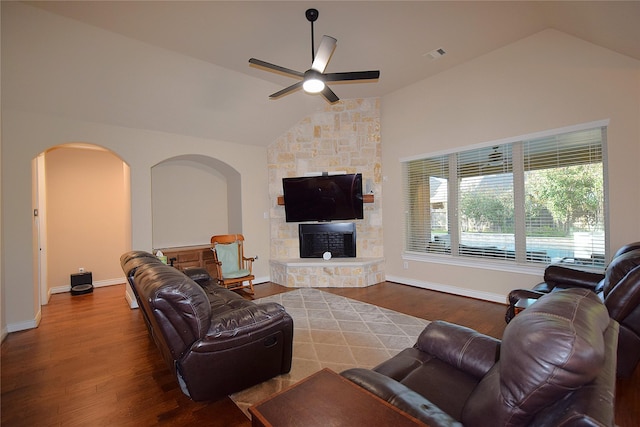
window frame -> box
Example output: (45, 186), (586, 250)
(400, 120), (610, 273)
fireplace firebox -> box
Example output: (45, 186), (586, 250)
(299, 223), (356, 258)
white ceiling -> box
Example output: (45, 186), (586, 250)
(24, 1), (640, 146)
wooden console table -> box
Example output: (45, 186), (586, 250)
(249, 368), (427, 427)
(154, 244), (216, 277)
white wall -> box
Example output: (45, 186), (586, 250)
(381, 29), (640, 301)
(2, 111), (270, 329)
(1, 3), (271, 330)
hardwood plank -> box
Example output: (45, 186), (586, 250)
(1, 282), (637, 426)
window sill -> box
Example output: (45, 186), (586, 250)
(402, 251), (546, 276)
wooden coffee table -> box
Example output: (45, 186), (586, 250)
(249, 368), (428, 427)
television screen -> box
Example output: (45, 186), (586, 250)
(283, 173), (364, 222)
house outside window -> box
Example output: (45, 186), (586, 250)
(402, 123), (607, 267)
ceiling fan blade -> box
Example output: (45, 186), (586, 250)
(269, 81), (304, 99)
(249, 58), (304, 78)
(321, 85), (339, 103)
(325, 70), (380, 82)
(311, 35), (337, 73)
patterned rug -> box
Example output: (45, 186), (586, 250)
(229, 288), (430, 417)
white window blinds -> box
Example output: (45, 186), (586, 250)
(402, 125), (607, 266)
(523, 127), (605, 265)
(403, 155), (449, 253)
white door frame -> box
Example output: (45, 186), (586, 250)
(33, 154), (49, 305)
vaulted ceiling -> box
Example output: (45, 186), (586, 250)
(18, 1), (640, 146)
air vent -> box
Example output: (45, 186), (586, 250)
(425, 47), (446, 60)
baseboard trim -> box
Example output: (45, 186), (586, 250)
(50, 277), (126, 294)
(6, 307), (42, 333)
(254, 275), (269, 285)
(385, 275), (507, 305)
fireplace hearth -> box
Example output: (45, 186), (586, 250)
(299, 223), (356, 258)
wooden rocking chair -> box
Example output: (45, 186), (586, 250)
(210, 234), (255, 294)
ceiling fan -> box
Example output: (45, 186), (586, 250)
(481, 146), (506, 169)
(249, 8), (380, 104)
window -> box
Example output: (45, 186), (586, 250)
(402, 124), (607, 267)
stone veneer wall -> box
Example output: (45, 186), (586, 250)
(268, 98), (382, 260)
(270, 258), (385, 288)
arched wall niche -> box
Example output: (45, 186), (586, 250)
(151, 154), (242, 249)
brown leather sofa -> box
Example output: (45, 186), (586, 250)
(506, 242), (640, 377)
(120, 250), (293, 401)
(342, 288), (618, 427)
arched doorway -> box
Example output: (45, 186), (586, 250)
(33, 143), (131, 305)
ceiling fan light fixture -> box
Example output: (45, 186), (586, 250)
(303, 77), (325, 93)
(249, 8), (379, 103)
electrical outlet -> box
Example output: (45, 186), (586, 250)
(79, 267), (85, 273)
(403, 261), (409, 269)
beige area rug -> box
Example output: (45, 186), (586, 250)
(229, 288), (430, 417)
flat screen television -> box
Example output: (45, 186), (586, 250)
(282, 173), (364, 222)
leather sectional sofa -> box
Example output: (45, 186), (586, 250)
(120, 250), (293, 401)
(506, 242), (640, 377)
(342, 288), (618, 426)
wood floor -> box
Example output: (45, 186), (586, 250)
(1, 282), (637, 426)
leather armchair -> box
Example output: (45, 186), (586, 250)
(506, 242), (640, 377)
(342, 288), (618, 427)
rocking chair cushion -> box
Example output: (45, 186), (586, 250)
(224, 269), (252, 280)
(215, 241), (242, 276)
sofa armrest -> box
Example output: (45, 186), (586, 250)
(341, 368), (462, 427)
(542, 265), (604, 290)
(416, 321), (500, 379)
(507, 288), (546, 305)
(205, 302), (289, 338)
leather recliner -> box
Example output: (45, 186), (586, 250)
(342, 288), (618, 427)
(506, 242), (640, 377)
(120, 251), (294, 401)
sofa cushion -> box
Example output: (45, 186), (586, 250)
(417, 320), (501, 380)
(462, 288), (610, 426)
(182, 267), (213, 286)
(134, 264), (212, 359)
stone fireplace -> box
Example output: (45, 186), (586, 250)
(267, 98), (384, 287)
(299, 223), (356, 258)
